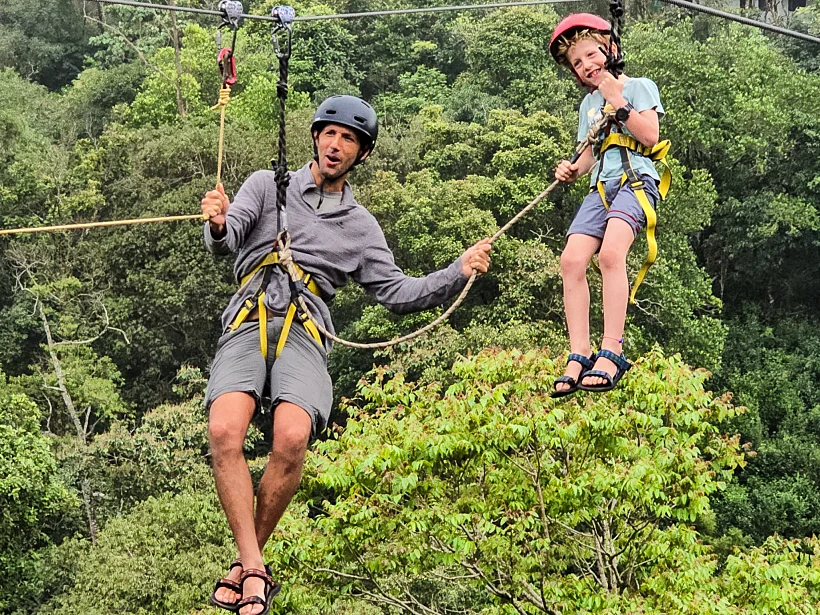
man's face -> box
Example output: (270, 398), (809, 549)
(313, 123), (364, 182)
(566, 37), (609, 88)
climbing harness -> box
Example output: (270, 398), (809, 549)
(226, 250), (323, 361)
(594, 132), (672, 304)
(598, 0), (671, 303)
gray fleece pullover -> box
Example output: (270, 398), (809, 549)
(204, 163), (469, 350)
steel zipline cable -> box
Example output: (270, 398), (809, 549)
(86, 0), (586, 22)
(659, 0), (820, 45)
(84, 0), (820, 44)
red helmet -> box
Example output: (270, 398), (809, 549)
(549, 13), (611, 64)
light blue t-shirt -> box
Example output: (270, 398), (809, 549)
(577, 77), (665, 187)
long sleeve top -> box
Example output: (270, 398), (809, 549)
(204, 163), (469, 351)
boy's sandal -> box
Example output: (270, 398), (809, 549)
(236, 567), (282, 615)
(210, 559), (244, 612)
(577, 349), (632, 392)
(551, 353), (596, 398)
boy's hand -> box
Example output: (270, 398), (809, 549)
(555, 159), (580, 183)
(201, 183), (230, 233)
(597, 72), (626, 108)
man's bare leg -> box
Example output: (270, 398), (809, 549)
(209, 392), (257, 606)
(240, 401), (312, 615)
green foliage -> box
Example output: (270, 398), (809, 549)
(87, 396), (213, 517)
(711, 309), (820, 542)
(272, 348), (748, 613)
(41, 492), (233, 615)
(0, 372), (75, 612)
(0, 0), (90, 89)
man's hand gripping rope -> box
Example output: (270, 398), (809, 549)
(277, 108), (615, 351)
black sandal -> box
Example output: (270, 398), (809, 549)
(236, 567), (282, 615)
(577, 349), (631, 392)
(551, 353), (596, 398)
(210, 559), (243, 612)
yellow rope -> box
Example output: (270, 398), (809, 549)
(211, 84), (232, 188)
(0, 213), (208, 236)
(0, 85), (235, 237)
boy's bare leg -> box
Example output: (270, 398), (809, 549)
(209, 392), (258, 605)
(583, 218), (635, 386)
(238, 401), (311, 615)
(557, 233), (603, 391)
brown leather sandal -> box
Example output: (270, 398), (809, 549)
(210, 559), (243, 612)
(236, 567), (281, 615)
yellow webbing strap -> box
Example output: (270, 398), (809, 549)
(629, 185), (657, 305)
(599, 133), (672, 200)
(595, 134), (672, 304)
(275, 273), (323, 359)
(228, 252), (323, 360)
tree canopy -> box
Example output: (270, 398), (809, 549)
(2, 0), (820, 612)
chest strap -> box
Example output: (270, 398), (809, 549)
(228, 252), (323, 361)
(595, 133), (672, 304)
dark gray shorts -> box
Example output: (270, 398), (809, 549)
(567, 176), (660, 239)
(204, 318), (333, 438)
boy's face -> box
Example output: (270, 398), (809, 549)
(566, 37), (609, 88)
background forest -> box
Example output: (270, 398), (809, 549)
(2, 0), (820, 613)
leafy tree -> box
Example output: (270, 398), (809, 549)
(0, 0), (91, 89)
(270, 347), (748, 613)
(0, 372), (75, 613)
(40, 492), (234, 615)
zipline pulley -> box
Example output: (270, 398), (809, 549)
(271, 5), (295, 59)
(218, 0), (244, 31)
(215, 1), (242, 85)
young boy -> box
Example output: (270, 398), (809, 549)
(549, 14), (664, 396)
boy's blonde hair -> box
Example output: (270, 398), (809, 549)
(554, 29), (611, 66)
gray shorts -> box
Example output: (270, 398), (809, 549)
(567, 176), (660, 239)
(204, 318), (333, 438)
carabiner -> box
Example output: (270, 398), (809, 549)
(271, 6), (295, 59)
(217, 47), (237, 86)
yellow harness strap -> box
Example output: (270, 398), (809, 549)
(228, 252), (323, 360)
(596, 134), (672, 304)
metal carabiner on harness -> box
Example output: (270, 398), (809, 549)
(271, 6), (295, 59)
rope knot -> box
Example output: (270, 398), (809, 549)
(275, 231), (294, 270)
(210, 85), (232, 111)
(274, 164), (290, 188)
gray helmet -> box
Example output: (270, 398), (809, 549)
(311, 95), (379, 162)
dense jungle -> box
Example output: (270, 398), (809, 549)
(2, 0), (820, 613)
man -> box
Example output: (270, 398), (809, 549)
(201, 95), (492, 615)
